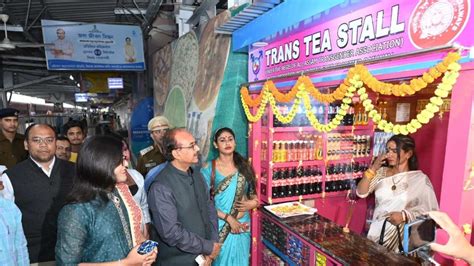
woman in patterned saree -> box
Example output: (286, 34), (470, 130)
(357, 134), (438, 252)
(56, 136), (157, 265)
(201, 127), (258, 266)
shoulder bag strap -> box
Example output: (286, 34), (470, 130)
(210, 160), (216, 200)
(395, 224), (404, 253)
(378, 218), (389, 245)
(378, 218), (405, 253)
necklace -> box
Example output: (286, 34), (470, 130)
(391, 175), (403, 190)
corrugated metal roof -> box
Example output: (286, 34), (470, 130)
(5, 0), (148, 26)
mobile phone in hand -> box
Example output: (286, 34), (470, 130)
(372, 156), (389, 167)
(195, 255), (206, 266)
(403, 216), (437, 254)
(137, 240), (159, 255)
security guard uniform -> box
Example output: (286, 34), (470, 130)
(136, 145), (166, 176)
(0, 131), (28, 168)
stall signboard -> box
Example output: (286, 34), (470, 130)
(41, 20), (145, 71)
(248, 0), (472, 81)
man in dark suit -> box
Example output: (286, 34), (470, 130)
(3, 123), (75, 264)
(148, 128), (221, 265)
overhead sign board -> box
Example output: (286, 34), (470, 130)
(248, 0), (472, 81)
(42, 19), (145, 71)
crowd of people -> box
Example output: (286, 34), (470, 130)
(1, 106), (473, 266)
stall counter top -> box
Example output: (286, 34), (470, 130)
(261, 208), (418, 265)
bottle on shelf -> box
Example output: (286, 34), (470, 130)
(272, 141), (279, 162)
(315, 136), (323, 160)
(272, 168), (281, 198)
(302, 166), (311, 195)
(283, 168), (291, 198)
(281, 142), (288, 163)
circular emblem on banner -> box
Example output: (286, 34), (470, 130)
(409, 0), (470, 49)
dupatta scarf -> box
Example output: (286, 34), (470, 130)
(114, 183), (144, 248)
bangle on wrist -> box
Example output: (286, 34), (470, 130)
(364, 169), (376, 180)
(401, 210), (407, 222)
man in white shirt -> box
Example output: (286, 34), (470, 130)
(2, 123), (75, 264)
(52, 28), (74, 59)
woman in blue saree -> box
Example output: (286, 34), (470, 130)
(201, 127), (258, 266)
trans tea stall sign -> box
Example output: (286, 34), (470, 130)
(249, 0), (472, 81)
(42, 20), (145, 71)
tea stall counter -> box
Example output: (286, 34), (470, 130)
(260, 207), (418, 266)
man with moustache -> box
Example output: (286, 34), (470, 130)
(137, 116), (171, 176)
(63, 120), (85, 163)
(55, 135), (71, 161)
(2, 124), (75, 265)
(148, 128), (221, 265)
(0, 108), (27, 168)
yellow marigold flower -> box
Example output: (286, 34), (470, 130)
(430, 96), (443, 106)
(378, 120), (387, 128)
(422, 73), (434, 83)
(448, 62), (461, 71)
(416, 114), (429, 124)
(426, 103), (440, 113)
(341, 104), (350, 111)
(429, 68), (441, 78)
(436, 63), (448, 73)
(407, 124), (416, 134)
(434, 89), (449, 98)
(368, 109), (377, 118)
(421, 109), (435, 119)
(410, 119), (422, 129)
(393, 124), (401, 135)
(399, 125), (409, 135)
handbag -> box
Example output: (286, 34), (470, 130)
(378, 217), (404, 253)
(209, 160), (216, 200)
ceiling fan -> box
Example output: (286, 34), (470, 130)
(0, 13), (48, 49)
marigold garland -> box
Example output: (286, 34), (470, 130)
(240, 52), (462, 134)
(267, 88), (301, 124)
(241, 90), (268, 122)
(355, 62), (461, 135)
(302, 78), (361, 132)
(240, 68), (357, 107)
(356, 51), (460, 96)
(240, 52), (461, 107)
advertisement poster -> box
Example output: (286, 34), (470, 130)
(42, 19), (145, 71)
(249, 0), (472, 81)
(130, 97), (154, 156)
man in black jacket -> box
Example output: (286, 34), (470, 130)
(148, 128), (221, 265)
(4, 123), (75, 264)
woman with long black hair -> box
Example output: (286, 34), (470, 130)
(56, 135), (157, 265)
(200, 127), (258, 266)
(357, 134), (438, 253)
